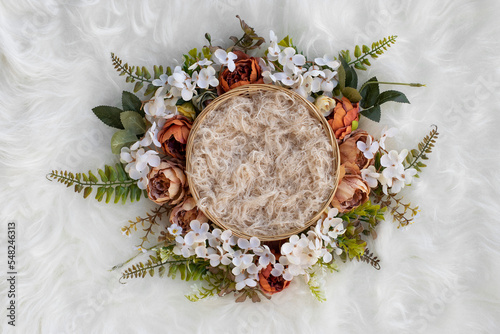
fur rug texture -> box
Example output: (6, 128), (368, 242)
(1, 0), (500, 333)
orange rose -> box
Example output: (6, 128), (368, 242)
(217, 51), (264, 94)
(326, 97), (360, 140)
(332, 163), (370, 212)
(339, 130), (375, 170)
(146, 160), (188, 205)
(157, 115), (192, 159)
(258, 263), (290, 295)
(170, 196), (208, 232)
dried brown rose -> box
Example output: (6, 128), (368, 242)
(326, 97), (360, 140)
(217, 51), (264, 94)
(339, 130), (375, 170)
(170, 196), (208, 232)
(146, 160), (188, 205)
(332, 163), (370, 212)
(157, 115), (192, 159)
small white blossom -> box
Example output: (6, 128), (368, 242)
(167, 224), (183, 237)
(196, 66), (219, 89)
(253, 245), (276, 267)
(221, 230), (237, 253)
(188, 58), (213, 71)
(270, 263), (285, 277)
(361, 166), (380, 188)
(139, 121), (162, 148)
(152, 74), (169, 87)
(267, 30), (281, 61)
(379, 127), (399, 150)
(381, 149), (408, 179)
(237, 237), (260, 250)
(184, 220), (210, 246)
(168, 66), (197, 101)
(357, 136), (380, 159)
(314, 55), (341, 70)
(173, 235), (195, 258)
(207, 247), (232, 267)
(278, 47), (306, 74)
(235, 272), (258, 290)
(214, 49), (238, 72)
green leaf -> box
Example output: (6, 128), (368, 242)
(133, 82), (144, 93)
(95, 186), (106, 202)
(115, 163), (127, 181)
(144, 84), (157, 97)
(360, 77), (379, 109)
(106, 165), (117, 182)
(105, 187), (114, 204)
(98, 169), (108, 182)
(354, 45), (361, 58)
(83, 187), (92, 199)
(360, 105), (381, 122)
(278, 35), (293, 48)
(122, 91), (143, 116)
(92, 106), (124, 129)
(339, 56), (357, 89)
(120, 111), (147, 135)
(376, 90), (410, 105)
(338, 65), (346, 91)
(111, 129), (138, 154)
(342, 87), (362, 103)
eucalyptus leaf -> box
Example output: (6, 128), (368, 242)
(338, 65), (346, 91)
(360, 105), (381, 123)
(120, 111), (147, 135)
(360, 77), (379, 109)
(92, 106), (124, 129)
(377, 90), (410, 105)
(111, 129), (138, 154)
(122, 91), (143, 116)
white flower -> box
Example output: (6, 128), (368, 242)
(207, 247), (232, 267)
(167, 66), (197, 101)
(221, 230), (237, 253)
(167, 224), (183, 237)
(278, 47), (306, 74)
(188, 58), (213, 71)
(152, 74), (169, 87)
(121, 147), (160, 181)
(214, 49), (238, 72)
(184, 220), (210, 246)
(196, 66), (219, 89)
(207, 228), (223, 247)
(237, 237), (260, 250)
(173, 235), (195, 258)
(274, 71), (298, 86)
(357, 135), (380, 159)
(235, 272), (258, 290)
(139, 121), (162, 148)
(293, 74), (314, 97)
(361, 166), (380, 188)
(231, 250), (254, 275)
(134, 246), (147, 253)
(314, 55), (341, 70)
(381, 149), (407, 179)
(267, 30), (281, 61)
(253, 245), (276, 267)
(262, 70), (278, 84)
(379, 127), (399, 150)
(270, 263), (285, 277)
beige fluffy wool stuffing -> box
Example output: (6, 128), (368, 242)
(188, 90), (337, 238)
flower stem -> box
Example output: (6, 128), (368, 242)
(110, 242), (166, 271)
(359, 81), (425, 93)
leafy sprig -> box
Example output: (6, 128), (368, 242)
(111, 53), (164, 96)
(404, 125), (439, 176)
(47, 164), (146, 204)
(121, 206), (171, 249)
(359, 248), (381, 270)
(341, 35), (398, 70)
(228, 15), (265, 53)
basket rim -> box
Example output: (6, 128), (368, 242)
(186, 84), (340, 241)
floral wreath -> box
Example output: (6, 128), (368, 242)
(48, 16), (438, 302)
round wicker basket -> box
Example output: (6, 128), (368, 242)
(186, 84), (340, 241)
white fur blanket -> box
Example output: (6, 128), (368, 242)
(1, 0), (500, 333)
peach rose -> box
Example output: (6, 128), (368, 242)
(339, 130), (375, 170)
(332, 163), (370, 212)
(157, 115), (192, 159)
(146, 160), (188, 205)
(170, 196), (208, 232)
(217, 51), (264, 94)
(326, 97), (360, 140)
